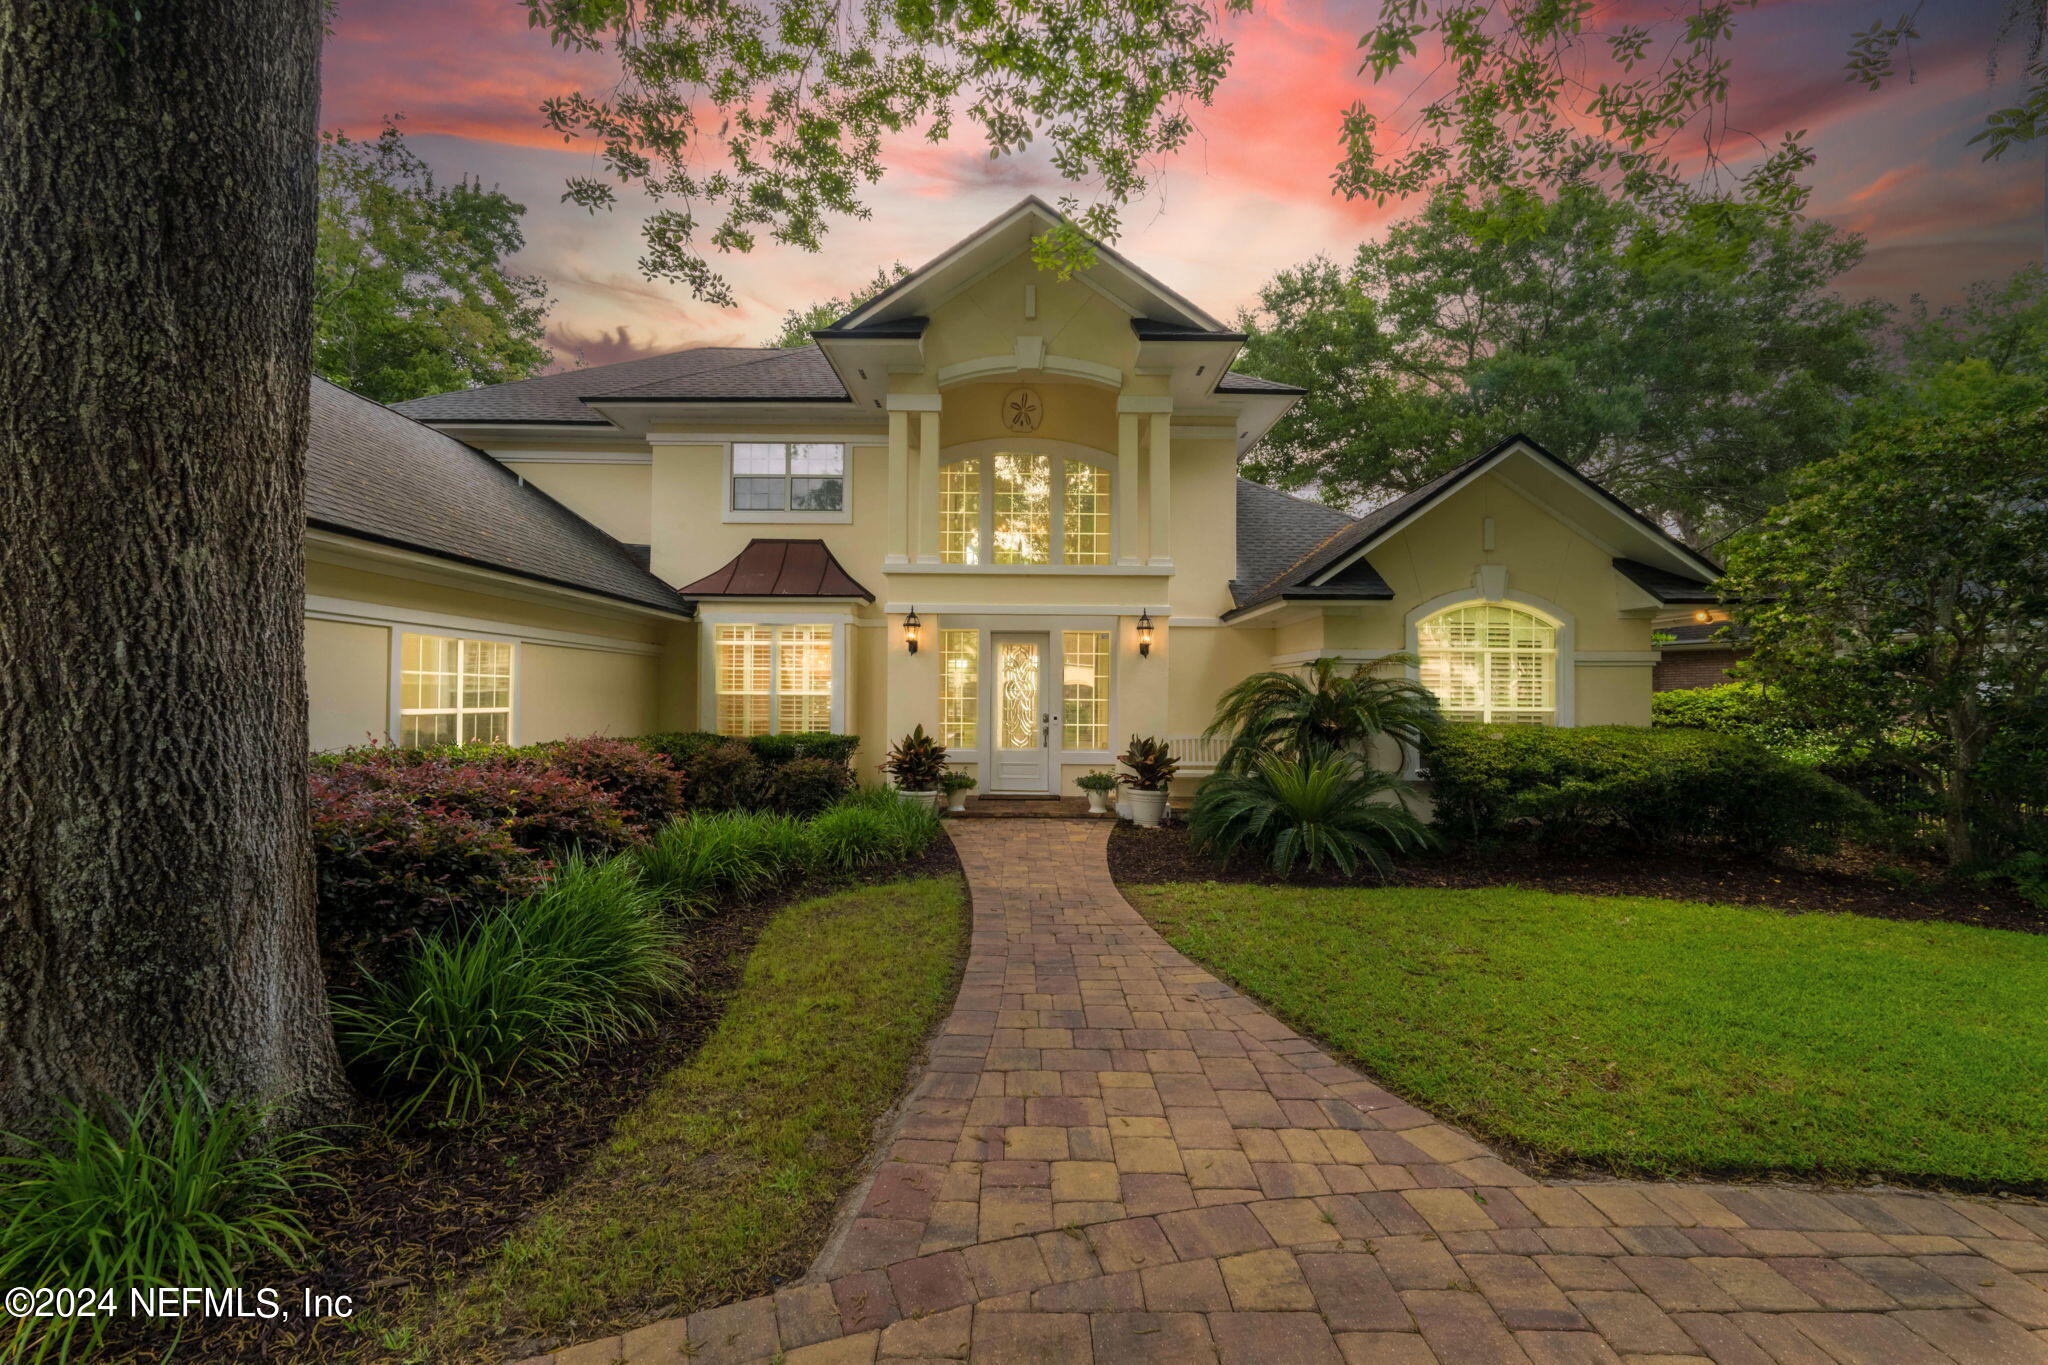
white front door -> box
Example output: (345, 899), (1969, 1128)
(989, 632), (1053, 793)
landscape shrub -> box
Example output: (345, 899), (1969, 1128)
(539, 736), (686, 826)
(636, 811), (805, 914)
(1423, 723), (1872, 854)
(334, 857), (685, 1123)
(808, 790), (942, 871)
(308, 780), (544, 970)
(370, 759), (637, 854)
(0, 1067), (328, 1359)
(677, 739), (765, 812)
(1190, 753), (1436, 877)
(768, 755), (856, 816)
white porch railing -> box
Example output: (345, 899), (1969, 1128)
(1164, 734), (1229, 772)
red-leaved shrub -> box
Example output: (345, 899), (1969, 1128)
(540, 736), (686, 827)
(308, 780), (545, 974)
(370, 760), (639, 854)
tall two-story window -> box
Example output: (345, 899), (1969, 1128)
(398, 632), (512, 745)
(1416, 603), (1558, 724)
(713, 623), (836, 735)
(730, 442), (846, 513)
(939, 451), (1112, 564)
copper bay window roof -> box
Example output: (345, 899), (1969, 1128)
(675, 538), (875, 602)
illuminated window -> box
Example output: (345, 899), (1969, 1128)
(399, 633), (512, 746)
(1416, 603), (1557, 724)
(992, 453), (1052, 565)
(940, 452), (1113, 565)
(1063, 463), (1111, 565)
(940, 458), (981, 564)
(940, 629), (979, 749)
(731, 442), (846, 513)
(714, 623), (836, 736)
(1061, 631), (1110, 750)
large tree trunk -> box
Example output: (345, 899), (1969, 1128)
(0, 0), (344, 1128)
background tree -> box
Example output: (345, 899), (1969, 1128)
(1237, 187), (1886, 539)
(523, 0), (1248, 301)
(1347, 1), (2042, 223)
(316, 122), (552, 403)
(1720, 410), (2048, 867)
(1856, 265), (2048, 426)
(764, 263), (910, 348)
(0, 0), (343, 1127)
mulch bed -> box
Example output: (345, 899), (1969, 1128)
(1109, 823), (2048, 935)
(107, 839), (963, 1365)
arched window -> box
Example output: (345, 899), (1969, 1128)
(1417, 602), (1558, 724)
(939, 448), (1112, 565)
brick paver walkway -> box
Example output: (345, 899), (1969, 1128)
(530, 821), (2048, 1365)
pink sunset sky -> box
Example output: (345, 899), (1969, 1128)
(322, 0), (2040, 369)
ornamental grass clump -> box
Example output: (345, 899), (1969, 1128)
(808, 789), (942, 870)
(334, 855), (687, 1124)
(0, 1067), (330, 1362)
(636, 811), (807, 914)
(1189, 753), (1437, 878)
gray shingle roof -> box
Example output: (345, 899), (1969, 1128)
(1232, 479), (1358, 606)
(600, 344), (850, 402)
(307, 379), (691, 615)
(389, 347), (795, 423)
(1614, 558), (1720, 604)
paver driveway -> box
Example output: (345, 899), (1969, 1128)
(529, 820), (2048, 1365)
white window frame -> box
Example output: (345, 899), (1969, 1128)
(931, 614), (1118, 767)
(937, 438), (1117, 569)
(393, 630), (521, 747)
(1405, 591), (1575, 728)
(696, 610), (851, 734)
(723, 439), (854, 523)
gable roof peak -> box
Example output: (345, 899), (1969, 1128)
(833, 195), (1223, 334)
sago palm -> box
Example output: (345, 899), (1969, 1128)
(1205, 654), (1441, 774)
(1188, 752), (1436, 878)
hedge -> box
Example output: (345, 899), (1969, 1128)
(1422, 723), (1871, 854)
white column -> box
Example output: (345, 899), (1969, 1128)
(885, 408), (909, 565)
(1148, 411), (1172, 567)
(917, 407), (941, 564)
(1116, 411), (1141, 565)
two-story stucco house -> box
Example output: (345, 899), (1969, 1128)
(302, 197), (1722, 792)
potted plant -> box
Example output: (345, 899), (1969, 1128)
(1116, 735), (1179, 827)
(939, 769), (977, 813)
(882, 725), (948, 811)
(1074, 770), (1118, 815)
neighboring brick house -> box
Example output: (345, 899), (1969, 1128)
(1653, 618), (1748, 691)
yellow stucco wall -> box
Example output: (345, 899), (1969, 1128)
(303, 557), (686, 750)
(306, 618), (391, 751)
(496, 461), (654, 546)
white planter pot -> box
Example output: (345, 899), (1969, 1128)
(1084, 789), (1109, 815)
(900, 790), (940, 813)
(945, 791), (969, 813)
(1126, 789), (1168, 827)
(1115, 795), (1130, 820)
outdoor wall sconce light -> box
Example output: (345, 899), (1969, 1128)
(1136, 610), (1154, 658)
(903, 607), (922, 654)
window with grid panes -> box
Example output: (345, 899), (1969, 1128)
(1416, 603), (1557, 724)
(730, 442), (846, 513)
(1061, 630), (1109, 749)
(399, 633), (513, 745)
(939, 452), (1113, 565)
(940, 629), (979, 748)
(713, 623), (837, 735)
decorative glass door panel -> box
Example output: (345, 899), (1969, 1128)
(990, 633), (1051, 792)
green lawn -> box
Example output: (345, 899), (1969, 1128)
(1128, 882), (2048, 1190)
(412, 875), (966, 1359)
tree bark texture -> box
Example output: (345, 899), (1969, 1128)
(0, 0), (344, 1127)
